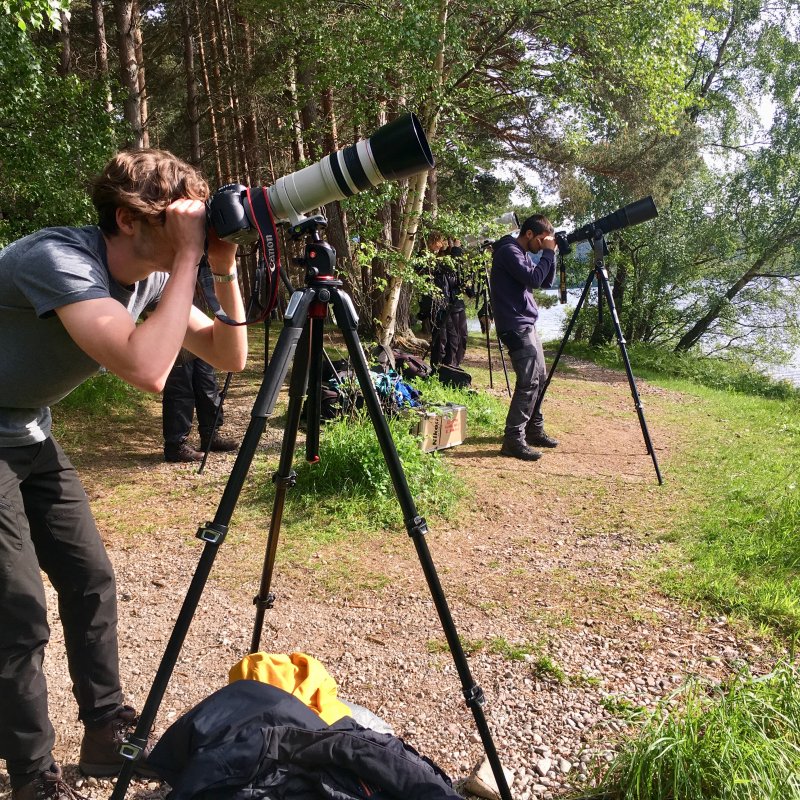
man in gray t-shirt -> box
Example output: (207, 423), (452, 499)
(0, 149), (247, 799)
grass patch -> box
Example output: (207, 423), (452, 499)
(561, 340), (800, 402)
(56, 370), (149, 416)
(248, 411), (465, 544)
(583, 662), (800, 800)
(410, 373), (507, 435)
(557, 342), (800, 642)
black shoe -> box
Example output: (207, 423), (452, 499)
(79, 706), (159, 778)
(526, 430), (559, 448)
(164, 441), (204, 463)
(12, 765), (87, 800)
(200, 434), (239, 453)
(500, 440), (542, 461)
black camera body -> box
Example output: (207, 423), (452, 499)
(207, 184), (258, 246)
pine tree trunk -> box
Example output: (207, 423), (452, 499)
(182, 0), (201, 164)
(207, 8), (232, 183)
(193, 0), (222, 183)
(91, 0), (113, 112)
(113, 0), (144, 146)
(238, 16), (260, 184)
(132, 0), (148, 146)
(58, 10), (71, 76)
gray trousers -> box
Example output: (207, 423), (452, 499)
(0, 438), (123, 785)
(499, 325), (547, 443)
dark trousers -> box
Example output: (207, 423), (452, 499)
(499, 325), (547, 443)
(446, 307), (468, 367)
(0, 439), (122, 785)
(432, 308), (468, 368)
(162, 357), (222, 445)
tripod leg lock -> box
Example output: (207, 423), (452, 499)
(272, 469), (297, 488)
(463, 684), (486, 709)
(117, 735), (148, 762)
(196, 521), (228, 545)
(407, 516), (429, 538)
(253, 591), (275, 610)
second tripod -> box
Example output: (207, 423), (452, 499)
(534, 230), (663, 484)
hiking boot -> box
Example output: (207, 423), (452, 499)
(79, 706), (158, 778)
(199, 434), (239, 453)
(500, 439), (542, 461)
(164, 441), (204, 463)
(11, 765), (87, 800)
(526, 429), (559, 448)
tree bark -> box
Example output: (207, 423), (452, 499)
(286, 57), (305, 166)
(377, 0), (448, 346)
(113, 0), (144, 146)
(58, 10), (70, 76)
(182, 0), (201, 164)
(91, 0), (113, 112)
(193, 0), (222, 183)
(132, 0), (148, 147)
(207, 7), (232, 183)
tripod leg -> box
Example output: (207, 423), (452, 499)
(250, 322), (312, 653)
(595, 268), (664, 485)
(110, 287), (318, 800)
(486, 321), (494, 388)
(305, 315), (324, 464)
(532, 267), (594, 419)
(496, 335), (512, 397)
(330, 289), (514, 800)
(198, 371), (233, 475)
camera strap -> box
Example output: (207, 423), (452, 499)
(199, 187), (282, 326)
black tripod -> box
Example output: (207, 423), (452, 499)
(475, 264), (511, 397)
(534, 231), (663, 485)
(111, 217), (514, 800)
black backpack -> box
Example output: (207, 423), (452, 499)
(436, 364), (472, 389)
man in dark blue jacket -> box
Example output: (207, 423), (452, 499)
(490, 214), (559, 461)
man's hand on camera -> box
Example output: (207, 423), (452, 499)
(163, 199), (207, 270)
(540, 233), (557, 251)
(206, 227), (238, 275)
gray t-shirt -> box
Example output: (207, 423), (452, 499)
(0, 226), (168, 446)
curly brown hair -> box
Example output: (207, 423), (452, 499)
(91, 149), (209, 235)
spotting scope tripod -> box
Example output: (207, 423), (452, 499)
(533, 229), (663, 485)
(110, 216), (514, 800)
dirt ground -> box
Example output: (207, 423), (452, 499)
(0, 334), (769, 800)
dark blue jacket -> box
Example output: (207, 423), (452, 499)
(147, 680), (461, 800)
(490, 235), (555, 334)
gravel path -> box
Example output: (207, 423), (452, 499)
(0, 347), (769, 800)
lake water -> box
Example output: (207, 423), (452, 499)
(469, 288), (800, 388)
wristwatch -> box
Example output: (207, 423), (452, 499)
(211, 269), (237, 283)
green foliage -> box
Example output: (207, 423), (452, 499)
(3, 0), (69, 30)
(0, 15), (118, 245)
(585, 663), (800, 800)
(275, 411), (463, 532)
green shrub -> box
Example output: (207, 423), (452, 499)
(283, 411), (463, 531)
